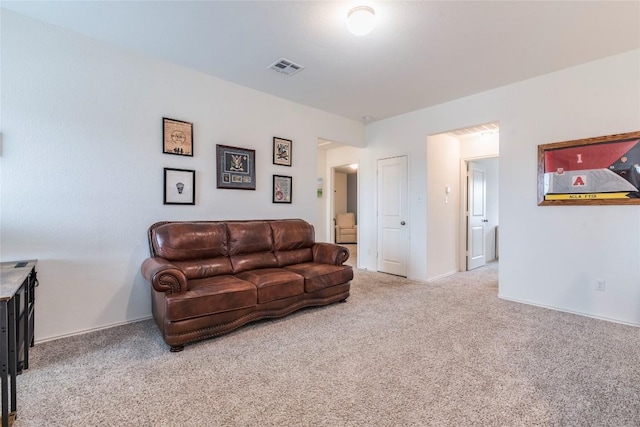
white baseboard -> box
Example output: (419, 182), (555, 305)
(426, 270), (457, 283)
(35, 316), (153, 345)
(498, 295), (640, 328)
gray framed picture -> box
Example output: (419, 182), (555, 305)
(164, 168), (195, 205)
(216, 144), (256, 190)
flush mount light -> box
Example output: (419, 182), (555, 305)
(347, 6), (376, 36)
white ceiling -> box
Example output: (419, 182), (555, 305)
(4, 1), (639, 122)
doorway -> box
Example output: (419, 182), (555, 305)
(457, 135), (499, 271)
(464, 157), (499, 270)
(425, 123), (499, 280)
(331, 163), (358, 245)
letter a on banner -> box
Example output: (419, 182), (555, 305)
(572, 175), (586, 187)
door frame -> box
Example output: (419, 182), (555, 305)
(459, 155), (499, 271)
(330, 163), (359, 245)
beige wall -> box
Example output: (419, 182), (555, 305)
(426, 134), (461, 280)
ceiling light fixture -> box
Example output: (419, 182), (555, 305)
(347, 6), (376, 36)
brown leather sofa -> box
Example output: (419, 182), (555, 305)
(141, 219), (353, 352)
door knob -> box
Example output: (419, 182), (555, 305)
(482, 219), (488, 223)
(400, 221), (406, 225)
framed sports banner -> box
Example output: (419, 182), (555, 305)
(538, 131), (640, 205)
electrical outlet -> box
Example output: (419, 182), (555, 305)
(595, 279), (606, 292)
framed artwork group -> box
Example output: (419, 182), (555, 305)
(159, 118), (640, 208)
(161, 117), (294, 205)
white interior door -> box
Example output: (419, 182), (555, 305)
(467, 161), (487, 270)
(377, 156), (408, 276)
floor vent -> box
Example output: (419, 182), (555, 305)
(268, 58), (304, 76)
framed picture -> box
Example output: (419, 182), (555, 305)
(164, 168), (195, 205)
(216, 144), (256, 190)
(273, 175), (292, 203)
(163, 118), (193, 156)
(273, 137), (292, 166)
(538, 130), (640, 205)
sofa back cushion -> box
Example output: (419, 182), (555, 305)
(274, 248), (313, 267)
(230, 252), (278, 274)
(271, 219), (315, 250)
(227, 221), (273, 255)
(151, 222), (228, 261)
(227, 221), (277, 273)
(270, 219), (314, 266)
(174, 258), (233, 280)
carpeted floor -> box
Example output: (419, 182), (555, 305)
(13, 263), (640, 426)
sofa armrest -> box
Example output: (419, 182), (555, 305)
(141, 257), (188, 294)
(312, 243), (350, 266)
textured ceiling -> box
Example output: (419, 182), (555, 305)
(3, 1), (639, 122)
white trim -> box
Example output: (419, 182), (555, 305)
(498, 295), (640, 328)
(427, 270), (457, 282)
(35, 316), (153, 345)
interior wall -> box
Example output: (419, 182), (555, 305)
(315, 147), (327, 241)
(426, 134), (461, 280)
(362, 49), (640, 325)
(1, 11), (364, 341)
(347, 173), (357, 219)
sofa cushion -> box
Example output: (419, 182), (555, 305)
(230, 252), (278, 274)
(284, 263), (354, 293)
(274, 248), (313, 267)
(235, 268), (304, 303)
(164, 275), (257, 321)
(152, 222), (228, 261)
(227, 221), (273, 255)
(270, 219), (315, 251)
(174, 257), (233, 279)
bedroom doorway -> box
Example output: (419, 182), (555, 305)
(332, 163), (358, 264)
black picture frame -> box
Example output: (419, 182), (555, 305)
(273, 175), (292, 203)
(216, 144), (256, 190)
(273, 137), (292, 166)
(163, 117), (193, 156)
(164, 168), (195, 205)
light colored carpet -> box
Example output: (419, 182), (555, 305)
(14, 263), (640, 426)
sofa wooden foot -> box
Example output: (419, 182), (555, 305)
(170, 345), (184, 353)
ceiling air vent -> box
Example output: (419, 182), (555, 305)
(268, 58), (304, 77)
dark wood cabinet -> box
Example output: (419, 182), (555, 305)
(0, 260), (37, 427)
